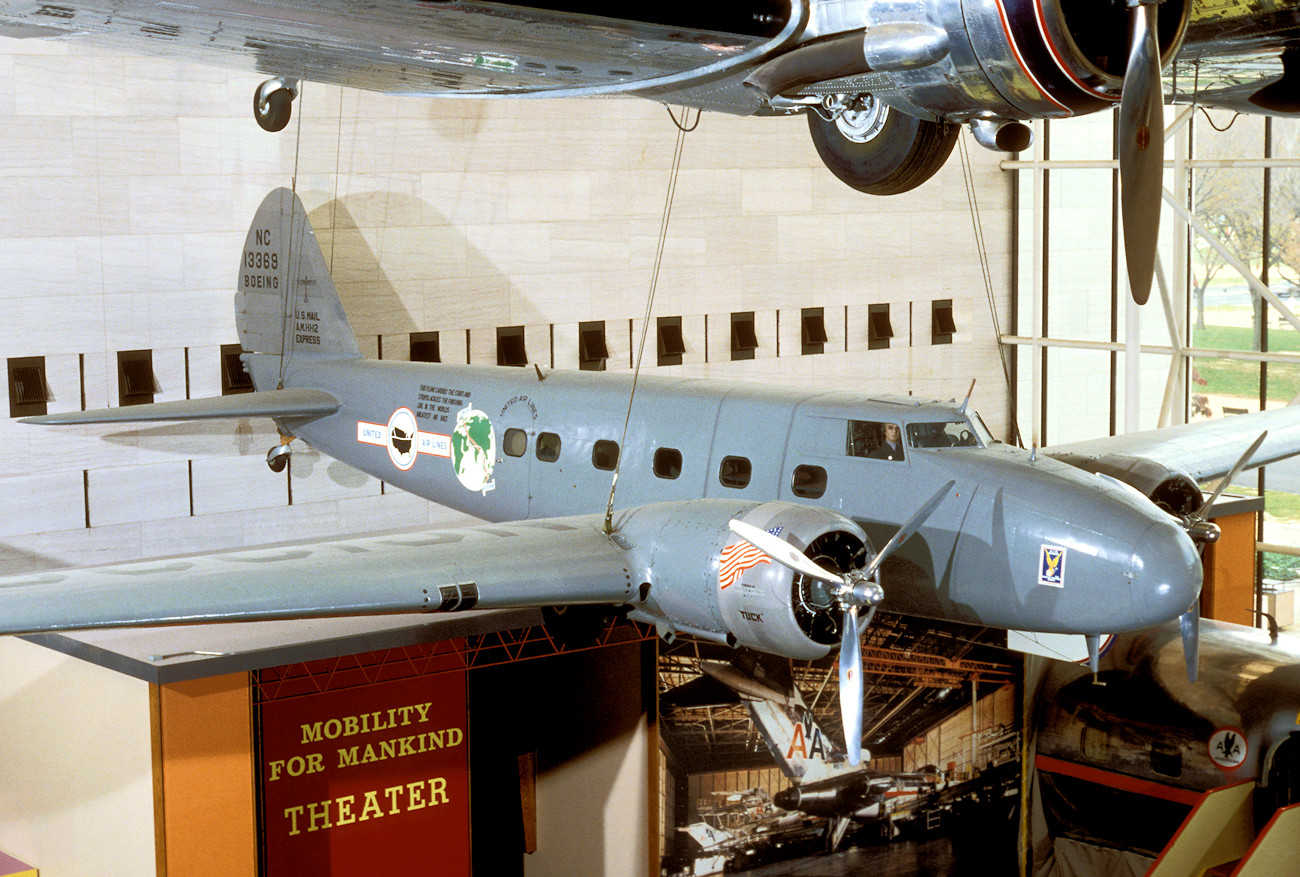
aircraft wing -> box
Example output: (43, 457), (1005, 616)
(1044, 405), (1300, 483)
(0, 0), (804, 103)
(0, 515), (634, 635)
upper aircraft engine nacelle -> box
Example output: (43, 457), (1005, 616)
(781, 0), (1193, 122)
(617, 500), (871, 661)
(1047, 452), (1203, 518)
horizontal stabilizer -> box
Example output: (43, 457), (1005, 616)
(20, 388), (341, 425)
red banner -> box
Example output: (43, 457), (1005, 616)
(258, 650), (469, 875)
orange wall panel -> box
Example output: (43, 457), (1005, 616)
(156, 673), (256, 877)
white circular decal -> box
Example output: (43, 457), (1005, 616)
(1208, 727), (1248, 770)
(387, 407), (418, 470)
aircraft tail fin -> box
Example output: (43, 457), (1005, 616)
(679, 822), (733, 851)
(236, 187), (361, 374)
(700, 660), (858, 785)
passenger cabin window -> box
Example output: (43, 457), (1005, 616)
(503, 428), (528, 457)
(791, 465), (827, 499)
(536, 432), (561, 462)
(592, 439), (619, 471)
(654, 447), (682, 479)
(718, 456), (752, 488)
(906, 421), (983, 449)
(846, 420), (904, 461)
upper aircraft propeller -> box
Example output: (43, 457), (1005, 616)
(1119, 0), (1166, 307)
(728, 480), (954, 765)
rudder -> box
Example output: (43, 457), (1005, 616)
(236, 187), (361, 362)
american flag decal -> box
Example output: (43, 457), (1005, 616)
(719, 539), (771, 589)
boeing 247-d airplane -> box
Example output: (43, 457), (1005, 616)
(4, 188), (1300, 761)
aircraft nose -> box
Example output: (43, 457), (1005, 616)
(1129, 520), (1201, 626)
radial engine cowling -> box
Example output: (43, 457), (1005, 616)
(1048, 452), (1203, 518)
(783, 0), (1192, 123)
(618, 500), (871, 661)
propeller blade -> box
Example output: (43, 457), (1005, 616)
(840, 605), (863, 766)
(727, 519), (845, 587)
(862, 480), (955, 582)
(1179, 605), (1200, 683)
(1200, 431), (1267, 520)
(1118, 0), (1163, 307)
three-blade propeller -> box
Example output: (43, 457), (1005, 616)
(1119, 0), (1165, 306)
(1174, 431), (1267, 682)
(727, 480), (954, 765)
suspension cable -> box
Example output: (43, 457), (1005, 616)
(604, 106), (698, 533)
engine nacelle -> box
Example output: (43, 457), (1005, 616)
(617, 499), (871, 661)
(791, 0), (1193, 123)
(1049, 452), (1203, 518)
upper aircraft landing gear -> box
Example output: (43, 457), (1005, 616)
(807, 93), (957, 195)
(253, 77), (300, 133)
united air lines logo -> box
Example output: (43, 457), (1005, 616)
(386, 407), (419, 470)
(356, 409), (451, 472)
(1038, 544), (1066, 588)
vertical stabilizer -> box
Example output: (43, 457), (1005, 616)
(699, 660), (862, 785)
(236, 187), (361, 363)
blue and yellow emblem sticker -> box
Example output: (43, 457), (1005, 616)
(1038, 545), (1066, 588)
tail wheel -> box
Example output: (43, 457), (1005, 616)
(807, 95), (957, 195)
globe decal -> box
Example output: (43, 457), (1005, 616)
(451, 406), (495, 491)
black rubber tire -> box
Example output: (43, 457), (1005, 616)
(268, 454), (289, 473)
(807, 106), (958, 196)
(254, 88), (294, 133)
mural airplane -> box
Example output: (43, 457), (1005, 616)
(4, 188), (1300, 762)
(0, 1), (1297, 303)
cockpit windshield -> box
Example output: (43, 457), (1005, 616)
(906, 419), (987, 449)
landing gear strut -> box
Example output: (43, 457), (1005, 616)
(253, 77), (300, 133)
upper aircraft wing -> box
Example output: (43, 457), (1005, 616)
(0, 514), (634, 635)
(0, 0), (805, 104)
(1045, 405), (1300, 483)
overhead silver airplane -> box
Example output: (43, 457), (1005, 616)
(4, 188), (1300, 760)
(0, 1), (1296, 304)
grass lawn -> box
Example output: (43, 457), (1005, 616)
(1192, 323), (1300, 400)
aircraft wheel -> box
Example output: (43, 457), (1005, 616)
(807, 96), (957, 195)
(253, 79), (297, 132)
(266, 443), (292, 472)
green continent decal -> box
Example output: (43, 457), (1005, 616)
(451, 406), (496, 492)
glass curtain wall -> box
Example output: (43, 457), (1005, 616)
(1012, 108), (1300, 628)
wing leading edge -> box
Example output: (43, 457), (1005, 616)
(1046, 405), (1300, 483)
(0, 515), (634, 636)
